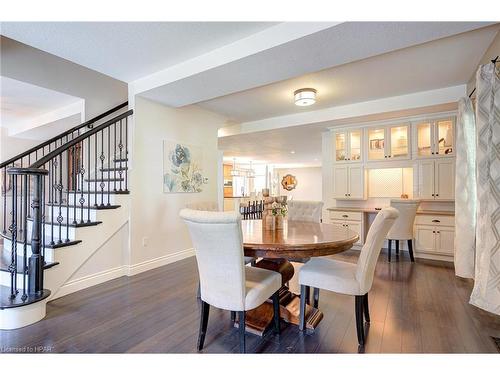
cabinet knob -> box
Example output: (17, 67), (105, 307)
(437, 231), (440, 234)
(432, 219), (440, 223)
(432, 194), (435, 196)
(431, 152), (435, 155)
(436, 194), (439, 197)
(388, 155), (391, 158)
(433, 231), (436, 233)
(342, 215), (348, 218)
(436, 152), (439, 155)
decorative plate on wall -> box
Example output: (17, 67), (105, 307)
(281, 174), (297, 191)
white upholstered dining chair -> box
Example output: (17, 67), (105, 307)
(298, 207), (398, 347)
(386, 199), (420, 262)
(180, 209), (282, 353)
(287, 200), (324, 223)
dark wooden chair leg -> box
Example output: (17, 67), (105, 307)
(408, 239), (415, 262)
(395, 240), (400, 255)
(197, 301), (210, 351)
(196, 281), (201, 299)
(313, 287), (320, 309)
(272, 291), (281, 335)
(355, 295), (365, 347)
(299, 284), (307, 331)
(387, 239), (392, 262)
(231, 311), (236, 322)
(304, 285), (311, 305)
(238, 311), (246, 353)
(363, 293), (370, 324)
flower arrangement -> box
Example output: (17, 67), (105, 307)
(271, 201), (288, 217)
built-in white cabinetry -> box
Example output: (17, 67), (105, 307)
(328, 211), (363, 245)
(333, 165), (366, 200)
(417, 159), (455, 200)
(413, 118), (454, 158)
(366, 124), (410, 161)
(414, 215), (455, 256)
(333, 129), (363, 162)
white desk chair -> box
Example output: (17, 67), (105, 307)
(180, 209), (281, 353)
(386, 199), (420, 262)
(298, 208), (398, 347)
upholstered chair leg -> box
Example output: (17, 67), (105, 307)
(313, 287), (320, 309)
(395, 240), (399, 255)
(388, 239), (392, 262)
(196, 281), (201, 299)
(408, 239), (415, 262)
(231, 311), (236, 322)
(250, 259), (256, 267)
(299, 285), (307, 331)
(305, 285), (311, 305)
(363, 293), (370, 324)
(272, 291), (281, 335)
(238, 311), (246, 353)
(197, 301), (210, 351)
(355, 296), (365, 346)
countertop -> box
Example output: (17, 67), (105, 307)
(327, 207), (455, 216)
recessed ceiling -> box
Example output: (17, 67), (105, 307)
(218, 102), (458, 167)
(0, 76), (83, 134)
(201, 24), (499, 123)
(0, 22), (278, 82)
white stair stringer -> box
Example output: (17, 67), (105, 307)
(44, 195), (129, 301)
(0, 195), (129, 329)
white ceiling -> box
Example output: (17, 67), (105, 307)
(0, 22), (277, 82)
(0, 76), (83, 135)
(200, 25), (499, 123)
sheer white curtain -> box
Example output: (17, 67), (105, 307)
(469, 62), (500, 315)
(454, 97), (476, 279)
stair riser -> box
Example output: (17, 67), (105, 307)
(2, 239), (55, 262)
(67, 193), (117, 206)
(81, 181), (126, 191)
(44, 207), (98, 222)
(27, 221), (77, 241)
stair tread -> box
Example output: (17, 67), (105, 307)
(66, 190), (129, 194)
(0, 285), (51, 309)
(46, 203), (121, 210)
(0, 232), (82, 249)
(27, 217), (103, 227)
(100, 167), (128, 172)
(0, 250), (59, 274)
(85, 178), (124, 182)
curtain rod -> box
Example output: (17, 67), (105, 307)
(468, 55), (499, 98)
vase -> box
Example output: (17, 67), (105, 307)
(265, 215), (275, 231)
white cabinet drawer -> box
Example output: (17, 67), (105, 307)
(415, 215), (454, 226)
(329, 211), (362, 221)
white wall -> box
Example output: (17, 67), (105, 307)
(467, 29), (500, 94)
(129, 96), (225, 266)
(276, 167), (322, 202)
(0, 36), (128, 120)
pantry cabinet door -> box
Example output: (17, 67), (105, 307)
(348, 166), (364, 199)
(434, 159), (455, 200)
(333, 166), (349, 198)
(435, 227), (455, 255)
(418, 160), (435, 199)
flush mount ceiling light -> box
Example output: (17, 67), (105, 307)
(294, 88), (317, 106)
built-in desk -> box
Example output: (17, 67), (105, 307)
(325, 206), (455, 261)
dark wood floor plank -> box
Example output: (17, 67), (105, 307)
(1, 251), (499, 353)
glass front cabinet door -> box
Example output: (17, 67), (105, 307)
(333, 129), (363, 162)
(414, 118), (455, 158)
(367, 124), (410, 161)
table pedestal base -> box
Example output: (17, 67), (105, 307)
(236, 258), (323, 336)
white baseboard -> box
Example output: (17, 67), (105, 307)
(126, 248), (195, 276)
(53, 265), (127, 299)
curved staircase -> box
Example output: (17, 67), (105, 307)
(0, 103), (133, 329)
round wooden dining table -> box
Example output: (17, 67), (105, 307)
(239, 219), (359, 335)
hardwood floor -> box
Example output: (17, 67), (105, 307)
(1, 250), (499, 353)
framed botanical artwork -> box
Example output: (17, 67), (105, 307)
(163, 141), (205, 193)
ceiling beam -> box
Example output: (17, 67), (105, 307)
(218, 85), (466, 137)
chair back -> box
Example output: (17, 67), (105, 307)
(387, 199), (420, 240)
(355, 207), (399, 294)
(180, 209), (246, 311)
(287, 200), (324, 223)
(185, 201), (219, 211)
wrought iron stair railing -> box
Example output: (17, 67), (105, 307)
(0, 104), (132, 308)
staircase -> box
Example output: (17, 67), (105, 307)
(0, 103), (133, 329)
